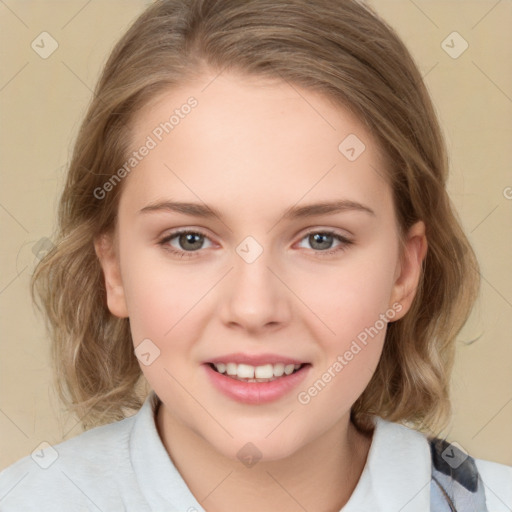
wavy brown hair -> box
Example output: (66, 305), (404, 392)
(31, 0), (479, 435)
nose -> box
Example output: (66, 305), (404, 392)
(218, 247), (291, 334)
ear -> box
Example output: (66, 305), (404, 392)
(388, 220), (428, 321)
(94, 231), (129, 318)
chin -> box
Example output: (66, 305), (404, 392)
(200, 423), (310, 464)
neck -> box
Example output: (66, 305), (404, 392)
(155, 400), (374, 512)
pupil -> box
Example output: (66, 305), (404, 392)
(310, 233), (333, 250)
(181, 233), (203, 251)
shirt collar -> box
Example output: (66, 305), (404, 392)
(130, 391), (431, 511)
(129, 390), (205, 511)
(342, 415), (431, 511)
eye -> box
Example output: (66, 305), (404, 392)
(158, 228), (353, 259)
(296, 230), (353, 257)
(158, 229), (213, 258)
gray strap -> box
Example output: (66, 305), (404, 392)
(429, 437), (488, 512)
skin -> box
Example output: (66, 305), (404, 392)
(95, 70), (427, 512)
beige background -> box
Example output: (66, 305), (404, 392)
(0, 0), (511, 470)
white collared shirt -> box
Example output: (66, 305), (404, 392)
(0, 390), (510, 511)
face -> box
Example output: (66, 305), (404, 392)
(95, 70), (426, 462)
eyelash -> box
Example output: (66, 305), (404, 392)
(158, 229), (353, 259)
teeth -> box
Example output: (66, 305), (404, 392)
(237, 364), (255, 379)
(255, 364), (273, 379)
(212, 362), (303, 380)
(215, 362), (226, 374)
(226, 363), (237, 376)
(284, 364), (295, 375)
(273, 363), (285, 377)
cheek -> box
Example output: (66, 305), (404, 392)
(119, 241), (201, 348)
(120, 253), (207, 402)
(297, 339), (383, 429)
(299, 243), (399, 350)
(297, 266), (394, 419)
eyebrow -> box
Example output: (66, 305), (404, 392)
(139, 199), (375, 220)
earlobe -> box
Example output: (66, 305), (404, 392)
(94, 232), (129, 318)
(389, 221), (428, 321)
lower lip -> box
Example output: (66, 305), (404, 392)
(203, 363), (311, 404)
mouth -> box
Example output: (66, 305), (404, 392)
(203, 358), (312, 404)
(207, 362), (310, 382)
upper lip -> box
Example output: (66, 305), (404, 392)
(206, 353), (308, 366)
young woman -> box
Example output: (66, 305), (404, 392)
(1, 1), (510, 510)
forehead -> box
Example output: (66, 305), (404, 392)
(120, 71), (391, 221)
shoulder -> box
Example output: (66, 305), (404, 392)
(0, 414), (141, 511)
(428, 435), (512, 511)
(369, 417), (511, 511)
(474, 456), (512, 511)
